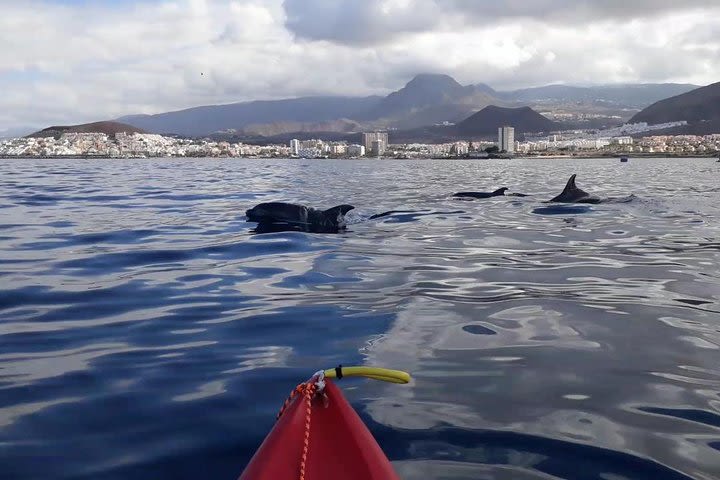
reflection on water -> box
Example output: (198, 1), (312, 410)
(1, 157), (719, 480)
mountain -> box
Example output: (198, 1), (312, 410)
(472, 82), (498, 96)
(359, 74), (471, 119)
(249, 105), (559, 145)
(380, 74), (469, 107)
(394, 103), (483, 129)
(358, 74), (503, 128)
(111, 74), (702, 138)
(498, 83), (699, 107)
(118, 96), (381, 137)
(456, 105), (558, 135)
(116, 74), (502, 135)
(29, 121), (146, 139)
(629, 82), (720, 125)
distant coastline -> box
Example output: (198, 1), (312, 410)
(2, 153), (717, 160)
(518, 152), (720, 159)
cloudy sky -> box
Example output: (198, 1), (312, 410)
(1, 0), (719, 129)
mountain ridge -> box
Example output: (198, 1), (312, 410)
(29, 121), (147, 139)
(210, 105), (560, 146)
(629, 81), (720, 125)
(456, 105), (558, 135)
(104, 74), (702, 137)
(498, 82), (699, 107)
(117, 96), (381, 137)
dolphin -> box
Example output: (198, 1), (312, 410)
(246, 202), (354, 233)
(453, 187), (530, 199)
(548, 174), (602, 204)
(453, 187), (508, 199)
(369, 209), (466, 221)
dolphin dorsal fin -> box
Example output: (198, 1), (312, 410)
(549, 174), (593, 203)
(561, 174), (578, 195)
(323, 204), (355, 218)
(492, 187), (508, 195)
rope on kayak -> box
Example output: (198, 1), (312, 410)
(276, 372), (326, 480)
(299, 382), (315, 480)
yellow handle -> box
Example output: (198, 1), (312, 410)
(323, 366), (411, 384)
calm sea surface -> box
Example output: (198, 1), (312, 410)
(1, 157), (719, 480)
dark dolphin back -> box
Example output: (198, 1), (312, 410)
(247, 202), (353, 233)
(453, 191), (489, 198)
(453, 187), (507, 199)
(246, 202), (308, 222)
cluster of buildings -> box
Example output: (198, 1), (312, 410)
(541, 111), (624, 123)
(286, 132), (391, 158)
(0, 133), (291, 158)
(517, 130), (719, 156)
(390, 141), (479, 158)
(289, 139), (365, 158)
(584, 121), (687, 138)
(416, 125), (719, 157)
(287, 132), (391, 158)
(1, 124), (718, 159)
(633, 135), (720, 154)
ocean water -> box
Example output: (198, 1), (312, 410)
(1, 157), (719, 480)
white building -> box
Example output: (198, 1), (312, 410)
(290, 139), (300, 155)
(611, 136), (634, 145)
(329, 144), (347, 155)
(498, 126), (515, 153)
(299, 139), (325, 151)
(452, 142), (469, 155)
(298, 147), (323, 158)
(347, 144), (365, 157)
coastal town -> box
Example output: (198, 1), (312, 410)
(1, 123), (719, 159)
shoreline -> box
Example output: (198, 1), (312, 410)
(1, 154), (718, 160)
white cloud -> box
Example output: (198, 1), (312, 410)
(0, 0), (718, 129)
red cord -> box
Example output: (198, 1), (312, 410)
(277, 382), (318, 480)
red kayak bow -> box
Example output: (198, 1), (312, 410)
(239, 367), (410, 480)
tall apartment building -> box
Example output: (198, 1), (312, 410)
(289, 139), (300, 155)
(498, 126), (515, 153)
(362, 132), (388, 156)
